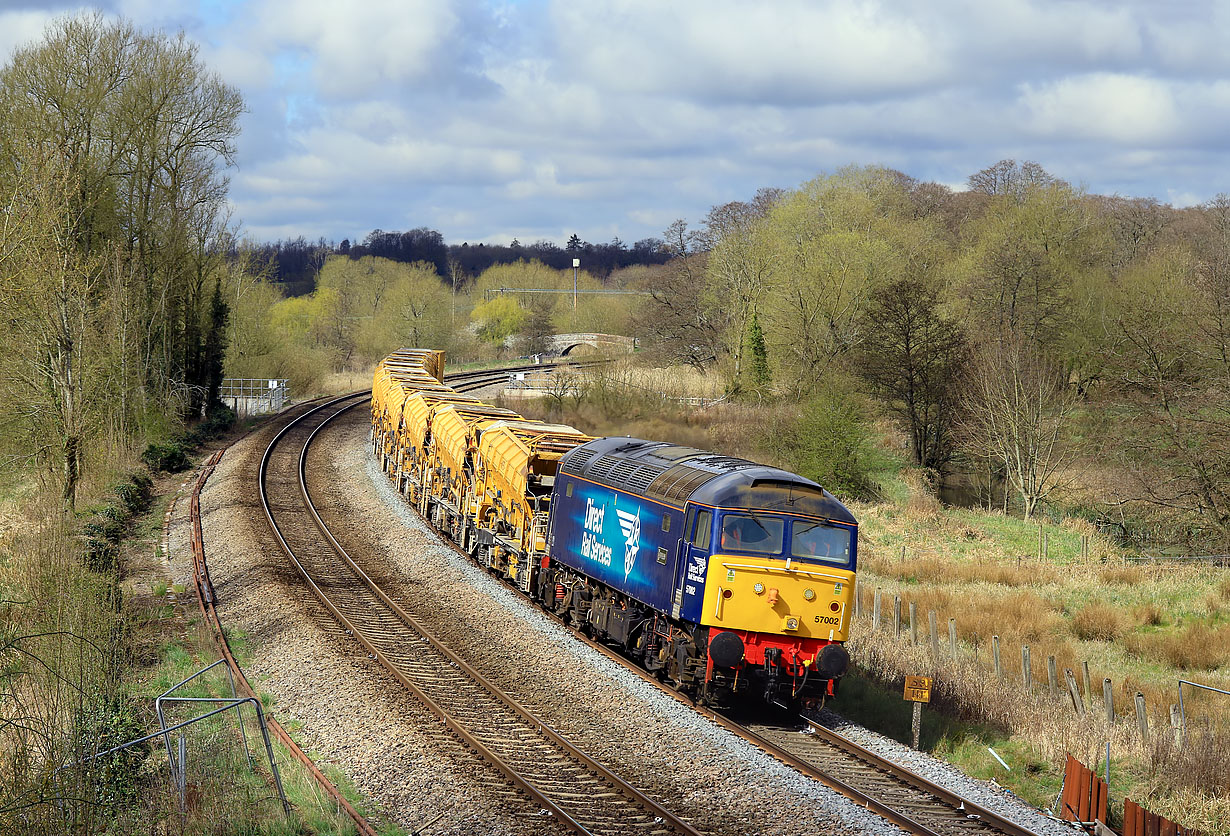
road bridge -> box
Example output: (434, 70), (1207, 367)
(547, 333), (636, 356)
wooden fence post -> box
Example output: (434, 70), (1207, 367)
(928, 610), (939, 658)
(1048, 656), (1058, 698)
(1044, 530), (1049, 560)
(1065, 669), (1084, 716)
(948, 618), (958, 660)
(1134, 693), (1149, 745)
(1104, 678), (1115, 723)
(993, 635), (1002, 678)
(854, 580), (861, 619)
(872, 588), (881, 632)
(1170, 704), (1182, 747)
(894, 596), (902, 640)
(1022, 646), (1031, 692)
(1083, 661), (1092, 709)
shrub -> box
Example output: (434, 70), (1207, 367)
(141, 442), (188, 472)
(79, 693), (148, 810)
(113, 473), (152, 515)
(82, 538), (116, 573)
(767, 383), (883, 501)
(1070, 603), (1127, 641)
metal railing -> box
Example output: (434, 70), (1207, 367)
(1177, 679), (1230, 741)
(220, 378), (289, 416)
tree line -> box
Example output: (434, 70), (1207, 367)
(635, 163), (1229, 549)
(251, 229), (670, 296)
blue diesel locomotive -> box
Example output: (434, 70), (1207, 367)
(536, 436), (856, 705)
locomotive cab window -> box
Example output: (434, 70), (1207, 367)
(719, 513), (783, 555)
(791, 521), (852, 565)
(688, 509), (712, 550)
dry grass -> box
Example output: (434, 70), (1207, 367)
(1220, 574), (1230, 601)
(1134, 603), (1164, 627)
(1100, 565), (1144, 585)
(1126, 623), (1230, 671)
(868, 554), (1033, 588)
(901, 468), (942, 520)
(1070, 603), (1129, 641)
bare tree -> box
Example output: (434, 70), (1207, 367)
(632, 221), (727, 371)
(959, 335), (1076, 520)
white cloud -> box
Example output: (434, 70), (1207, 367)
(252, 0), (466, 99)
(551, 1), (948, 104)
(0, 9), (61, 59)
(10, 0), (1230, 245)
(1019, 73), (1179, 144)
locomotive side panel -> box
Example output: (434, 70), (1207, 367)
(549, 474), (684, 614)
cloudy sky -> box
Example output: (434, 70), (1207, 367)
(1, 1), (1226, 246)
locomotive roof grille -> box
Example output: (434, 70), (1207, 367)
(561, 448), (599, 475)
(646, 465), (718, 503)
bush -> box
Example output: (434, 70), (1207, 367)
(113, 473), (152, 515)
(767, 383), (883, 501)
(79, 693), (148, 810)
(141, 442), (188, 472)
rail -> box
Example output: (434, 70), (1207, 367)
(258, 370), (702, 836)
(386, 396), (1047, 836)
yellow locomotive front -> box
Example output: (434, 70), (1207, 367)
(697, 507), (855, 703)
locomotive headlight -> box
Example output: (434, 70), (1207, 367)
(784, 616), (800, 631)
(803, 588), (816, 601)
(754, 583), (765, 595)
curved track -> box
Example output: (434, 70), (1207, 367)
(358, 369), (1046, 836)
(259, 367), (704, 836)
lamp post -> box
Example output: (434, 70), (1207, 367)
(572, 258), (580, 313)
(572, 258), (580, 329)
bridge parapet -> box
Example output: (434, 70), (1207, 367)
(547, 333), (636, 356)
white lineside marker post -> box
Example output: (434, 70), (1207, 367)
(988, 747), (1011, 771)
(904, 675), (932, 749)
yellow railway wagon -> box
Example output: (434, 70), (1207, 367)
(381, 348), (445, 383)
(474, 420), (591, 590)
(396, 389), (483, 500)
(424, 402), (522, 533)
(371, 370), (453, 465)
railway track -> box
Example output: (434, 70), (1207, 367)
(721, 707), (1042, 836)
(527, 580), (1046, 836)
(258, 365), (704, 836)
(358, 368), (1048, 836)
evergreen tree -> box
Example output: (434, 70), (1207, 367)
(747, 310), (771, 386)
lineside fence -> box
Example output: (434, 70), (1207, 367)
(219, 379), (288, 417)
(850, 578), (1223, 834)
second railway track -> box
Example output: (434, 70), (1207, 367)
(258, 367), (704, 836)
(252, 361), (1049, 836)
